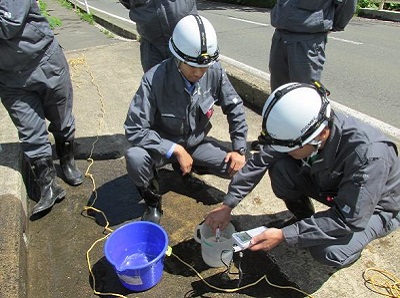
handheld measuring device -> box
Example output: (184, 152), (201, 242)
(232, 226), (267, 252)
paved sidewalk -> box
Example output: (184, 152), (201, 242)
(0, 0), (399, 297)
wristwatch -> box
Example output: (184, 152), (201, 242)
(235, 148), (246, 155)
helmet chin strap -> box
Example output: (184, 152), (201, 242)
(308, 139), (322, 158)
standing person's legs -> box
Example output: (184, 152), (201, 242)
(140, 39), (170, 72)
(0, 76), (66, 218)
(287, 35), (327, 85)
(40, 44), (76, 142)
(255, 31), (289, 151)
(0, 84), (52, 160)
(37, 43), (82, 185)
(269, 31), (290, 92)
(309, 211), (400, 268)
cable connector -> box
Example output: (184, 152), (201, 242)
(232, 244), (243, 253)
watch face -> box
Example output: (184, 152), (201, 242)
(239, 148), (246, 155)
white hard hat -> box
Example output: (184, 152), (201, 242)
(169, 14), (219, 68)
(260, 82), (331, 153)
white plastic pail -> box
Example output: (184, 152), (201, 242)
(194, 222), (236, 268)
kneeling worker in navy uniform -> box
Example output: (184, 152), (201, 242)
(124, 15), (248, 224)
(205, 82), (400, 268)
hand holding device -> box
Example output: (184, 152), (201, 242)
(232, 226), (267, 252)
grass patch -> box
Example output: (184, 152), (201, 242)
(38, 0), (62, 29)
(57, 0), (95, 24)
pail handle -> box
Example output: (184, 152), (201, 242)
(193, 224), (202, 243)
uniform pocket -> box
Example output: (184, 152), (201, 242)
(160, 113), (186, 136)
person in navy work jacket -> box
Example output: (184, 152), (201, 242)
(0, 0), (83, 220)
(124, 15), (248, 224)
(269, 0), (357, 91)
(205, 82), (400, 268)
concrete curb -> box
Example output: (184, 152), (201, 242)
(358, 8), (400, 22)
(0, 195), (28, 298)
(0, 81), (28, 298)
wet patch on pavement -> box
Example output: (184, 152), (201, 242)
(27, 157), (304, 297)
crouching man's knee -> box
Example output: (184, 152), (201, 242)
(309, 245), (361, 268)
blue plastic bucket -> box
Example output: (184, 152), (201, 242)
(104, 221), (169, 291)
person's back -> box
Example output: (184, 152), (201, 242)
(121, 0), (197, 71)
(270, 0), (356, 34)
(250, 0), (357, 150)
(268, 0), (357, 91)
(0, 0), (54, 71)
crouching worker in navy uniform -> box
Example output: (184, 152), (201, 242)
(124, 15), (248, 224)
(205, 82), (400, 268)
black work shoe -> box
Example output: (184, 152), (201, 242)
(141, 206), (162, 225)
(267, 216), (299, 229)
(182, 173), (206, 190)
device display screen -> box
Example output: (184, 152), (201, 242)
(236, 232), (252, 242)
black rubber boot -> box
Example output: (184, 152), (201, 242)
(55, 139), (83, 186)
(22, 155), (40, 201)
(30, 157), (66, 219)
(268, 197), (315, 229)
(140, 178), (163, 224)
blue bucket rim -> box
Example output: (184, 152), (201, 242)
(104, 221), (169, 271)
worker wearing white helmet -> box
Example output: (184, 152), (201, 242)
(205, 82), (400, 268)
(124, 15), (248, 224)
(169, 14), (219, 68)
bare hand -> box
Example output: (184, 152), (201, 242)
(204, 204), (232, 232)
(224, 152), (245, 177)
(248, 228), (285, 251)
(173, 145), (193, 175)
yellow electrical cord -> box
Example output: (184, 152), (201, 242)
(363, 267), (400, 298)
(171, 251), (313, 296)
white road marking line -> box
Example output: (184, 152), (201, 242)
(228, 16), (269, 27)
(75, 0), (135, 24)
(329, 36), (363, 45)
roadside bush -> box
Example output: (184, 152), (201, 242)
(357, 0), (400, 10)
(385, 2), (400, 10)
(357, 0), (379, 9)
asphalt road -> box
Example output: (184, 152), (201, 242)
(74, 0), (400, 129)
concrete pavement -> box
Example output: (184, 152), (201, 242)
(1, 0), (399, 297)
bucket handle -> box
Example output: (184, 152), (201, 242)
(193, 224), (202, 244)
